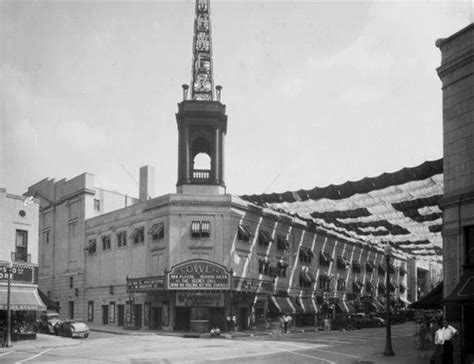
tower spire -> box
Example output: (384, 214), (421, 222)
(191, 0), (214, 101)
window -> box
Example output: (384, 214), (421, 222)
(337, 279), (346, 291)
(352, 261), (362, 273)
(44, 230), (50, 244)
(400, 266), (407, 276)
(337, 256), (349, 270)
(102, 235), (111, 250)
(378, 283), (386, 294)
(399, 284), (406, 293)
(277, 262), (288, 278)
(319, 251), (333, 267)
(465, 225), (474, 265)
(378, 265), (386, 275)
(70, 276), (74, 288)
(88, 239), (97, 254)
(299, 270), (314, 288)
(258, 259), (269, 275)
(352, 281), (362, 293)
(237, 225), (252, 242)
(299, 247), (314, 264)
(191, 221), (211, 238)
(94, 199), (101, 212)
(110, 302), (116, 324)
(277, 235), (289, 251)
(88, 301), (94, 322)
(319, 275), (331, 291)
(117, 231), (127, 247)
(68, 301), (74, 319)
(132, 227), (145, 244)
(366, 261), (374, 273)
(150, 222), (164, 241)
(15, 230), (28, 262)
(258, 230), (273, 247)
(388, 264), (396, 274)
(366, 281), (374, 293)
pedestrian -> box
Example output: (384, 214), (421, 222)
(283, 314), (289, 333)
(432, 320), (443, 364)
(439, 318), (458, 364)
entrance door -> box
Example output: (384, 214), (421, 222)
(175, 307), (190, 331)
(134, 304), (142, 328)
(150, 307), (161, 330)
(239, 308), (249, 330)
(209, 307), (225, 331)
(117, 305), (124, 326)
(102, 305), (109, 325)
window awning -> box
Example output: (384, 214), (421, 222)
(277, 235), (289, 250)
(238, 225), (252, 240)
(352, 261), (362, 270)
(298, 297), (318, 314)
(337, 256), (349, 268)
(343, 300), (355, 313)
(409, 282), (443, 309)
(321, 251), (333, 262)
(299, 271), (315, 284)
(269, 296), (295, 314)
(259, 230), (273, 243)
(0, 286), (46, 311)
(443, 269), (474, 304)
(335, 301), (348, 313)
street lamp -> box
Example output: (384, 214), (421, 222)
(5, 260), (13, 348)
(383, 245), (394, 356)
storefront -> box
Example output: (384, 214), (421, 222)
(0, 262), (46, 341)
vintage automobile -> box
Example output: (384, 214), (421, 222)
(367, 313), (385, 327)
(37, 311), (61, 335)
(56, 320), (89, 338)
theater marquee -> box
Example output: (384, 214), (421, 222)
(167, 259), (231, 290)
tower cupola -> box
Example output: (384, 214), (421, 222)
(176, 0), (227, 195)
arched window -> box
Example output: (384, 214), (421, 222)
(193, 152), (211, 170)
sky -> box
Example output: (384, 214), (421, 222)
(1, 0), (473, 199)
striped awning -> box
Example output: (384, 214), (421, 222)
(0, 286), (46, 311)
(298, 297), (318, 314)
(270, 296), (295, 314)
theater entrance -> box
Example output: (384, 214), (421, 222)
(174, 307), (191, 331)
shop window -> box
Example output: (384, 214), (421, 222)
(258, 230), (273, 247)
(191, 221), (211, 238)
(237, 225), (252, 242)
(15, 229), (28, 262)
(337, 279), (346, 291)
(102, 235), (111, 250)
(117, 231), (127, 248)
(87, 239), (97, 254)
(150, 222), (164, 241)
(88, 301), (94, 322)
(132, 227), (145, 244)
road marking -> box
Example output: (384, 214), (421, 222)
(14, 348), (52, 364)
(312, 347), (362, 359)
(0, 351), (13, 357)
(271, 346), (336, 363)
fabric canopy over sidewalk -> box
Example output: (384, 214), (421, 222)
(269, 296), (297, 314)
(409, 281), (443, 309)
(0, 286), (46, 311)
(443, 270), (474, 304)
(241, 159), (443, 262)
(298, 297), (318, 314)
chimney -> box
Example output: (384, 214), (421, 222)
(139, 165), (155, 201)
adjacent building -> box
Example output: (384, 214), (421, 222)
(436, 23), (474, 362)
(0, 188), (45, 339)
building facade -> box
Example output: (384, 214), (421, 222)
(0, 188), (45, 339)
(436, 23), (474, 362)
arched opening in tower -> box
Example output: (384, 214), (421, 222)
(191, 137), (212, 181)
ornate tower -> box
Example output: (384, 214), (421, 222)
(176, 0), (227, 195)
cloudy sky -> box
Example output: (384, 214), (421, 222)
(1, 0), (472, 199)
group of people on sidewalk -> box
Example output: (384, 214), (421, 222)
(415, 317), (458, 364)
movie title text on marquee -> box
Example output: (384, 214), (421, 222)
(0, 263), (37, 284)
(167, 260), (231, 290)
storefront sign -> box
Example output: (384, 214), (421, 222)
(175, 292), (224, 307)
(233, 277), (274, 294)
(167, 259), (231, 290)
(0, 263), (38, 284)
(127, 276), (165, 292)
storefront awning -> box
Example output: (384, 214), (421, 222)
(0, 286), (46, 311)
(409, 281), (443, 309)
(335, 301), (348, 313)
(298, 297), (317, 314)
(443, 269), (474, 304)
(270, 296), (295, 314)
(399, 296), (411, 305)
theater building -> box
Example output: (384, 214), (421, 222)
(26, 0), (444, 333)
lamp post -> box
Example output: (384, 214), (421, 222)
(383, 245), (394, 356)
(5, 260), (13, 348)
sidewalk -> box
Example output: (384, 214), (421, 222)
(0, 333), (81, 353)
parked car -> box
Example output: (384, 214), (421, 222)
(37, 311), (61, 335)
(367, 313), (385, 327)
(56, 320), (89, 338)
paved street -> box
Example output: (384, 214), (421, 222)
(0, 322), (429, 364)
